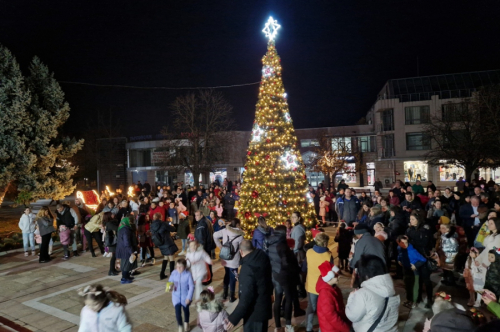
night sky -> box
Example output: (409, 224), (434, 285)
(1, 0), (499, 137)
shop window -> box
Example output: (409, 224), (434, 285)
(439, 165), (465, 181)
(331, 137), (352, 153)
(404, 161), (428, 182)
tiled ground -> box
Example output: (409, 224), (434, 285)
(0, 226), (494, 332)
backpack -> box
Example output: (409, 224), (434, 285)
(151, 228), (165, 247)
(105, 230), (117, 247)
(219, 234), (242, 261)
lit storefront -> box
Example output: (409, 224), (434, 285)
(439, 165), (465, 181)
(404, 161), (428, 182)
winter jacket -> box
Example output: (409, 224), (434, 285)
(389, 196), (400, 206)
(115, 225), (135, 260)
(252, 225), (273, 250)
(350, 233), (386, 269)
(476, 233), (500, 267)
(36, 216), (55, 237)
(400, 199), (422, 219)
(407, 243), (427, 265)
(169, 269), (194, 307)
(59, 226), (72, 246)
(168, 208), (178, 224)
(319, 200), (330, 217)
(138, 203), (150, 215)
(336, 196), (361, 226)
(334, 228), (353, 259)
(197, 300), (229, 332)
(428, 308), (477, 332)
(345, 274), (400, 332)
(105, 220), (119, 253)
(195, 217), (216, 253)
(406, 226), (432, 256)
(19, 213), (36, 233)
(213, 226), (244, 269)
(228, 249), (273, 326)
(366, 213), (385, 230)
(186, 245), (212, 281)
(316, 278), (351, 332)
(150, 220), (177, 256)
(78, 302), (131, 332)
(397, 246), (411, 268)
(290, 223), (306, 253)
(266, 231), (300, 285)
(437, 231), (459, 265)
(177, 218), (190, 240)
(149, 205), (166, 221)
(305, 246), (332, 294)
(387, 213), (407, 241)
(137, 222), (154, 248)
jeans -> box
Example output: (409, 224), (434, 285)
(273, 279), (293, 327)
(181, 239), (187, 252)
(39, 233), (52, 261)
(223, 267), (238, 292)
(306, 292), (319, 331)
(174, 303), (190, 325)
(22, 233), (35, 252)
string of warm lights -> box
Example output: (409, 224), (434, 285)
(239, 17), (317, 236)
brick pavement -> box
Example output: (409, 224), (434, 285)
(0, 225), (489, 332)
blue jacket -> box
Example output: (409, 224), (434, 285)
(397, 246), (411, 268)
(336, 196), (361, 226)
(115, 226), (134, 260)
(252, 226), (274, 250)
(169, 269), (194, 307)
(407, 243), (426, 265)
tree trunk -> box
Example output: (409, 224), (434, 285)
(331, 172), (338, 190)
(465, 166), (476, 183)
(0, 183), (10, 208)
(193, 171), (200, 188)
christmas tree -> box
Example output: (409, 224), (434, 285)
(239, 17), (317, 234)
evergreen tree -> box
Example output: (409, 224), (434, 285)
(0, 44), (35, 205)
(17, 57), (83, 200)
(239, 18), (316, 233)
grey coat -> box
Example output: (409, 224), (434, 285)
(36, 216), (55, 237)
(350, 233), (386, 269)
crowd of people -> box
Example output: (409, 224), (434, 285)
(17, 177), (500, 331)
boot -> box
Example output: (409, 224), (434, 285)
(222, 287), (228, 301)
(160, 260), (168, 280)
(474, 293), (482, 308)
(229, 291), (237, 303)
(178, 325), (184, 332)
(184, 322), (189, 332)
(169, 261), (175, 274)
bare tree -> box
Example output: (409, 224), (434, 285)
(310, 131), (353, 189)
(424, 85), (500, 182)
(159, 90), (234, 187)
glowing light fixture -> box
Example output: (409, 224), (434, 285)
(76, 190), (100, 210)
(262, 16), (281, 42)
(280, 151), (298, 169)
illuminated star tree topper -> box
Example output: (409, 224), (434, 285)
(262, 16), (281, 42)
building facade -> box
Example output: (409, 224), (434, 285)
(100, 70), (500, 192)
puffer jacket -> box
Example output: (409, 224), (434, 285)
(439, 231), (459, 264)
(79, 302), (131, 332)
(150, 220), (177, 256)
(345, 273), (400, 332)
(19, 213), (36, 233)
(186, 244), (212, 281)
(316, 277), (351, 332)
(213, 226), (244, 269)
(252, 225), (273, 250)
(197, 300), (229, 332)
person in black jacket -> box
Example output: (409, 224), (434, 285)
(103, 212), (120, 276)
(227, 240), (273, 332)
(387, 206), (408, 278)
(150, 212), (178, 280)
(194, 211), (215, 284)
(266, 226), (305, 331)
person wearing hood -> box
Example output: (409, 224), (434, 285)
(346, 255), (400, 332)
(150, 212), (178, 280)
(316, 261), (351, 332)
(252, 216), (274, 250)
(197, 288), (229, 332)
(226, 240), (273, 332)
(115, 217), (137, 284)
(350, 224), (386, 270)
(213, 218), (244, 302)
(266, 225), (305, 332)
(304, 232), (332, 332)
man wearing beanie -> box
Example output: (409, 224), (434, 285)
(350, 223), (386, 270)
(316, 261), (351, 332)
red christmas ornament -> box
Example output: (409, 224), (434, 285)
(244, 166), (247, 170)
(251, 190), (259, 199)
(254, 212), (261, 218)
(265, 155), (270, 160)
(293, 167), (297, 171)
(283, 200), (287, 205)
(263, 213), (269, 217)
(255, 161), (259, 166)
(247, 151), (251, 155)
(244, 212), (251, 219)
(266, 139), (271, 143)
(303, 175), (307, 179)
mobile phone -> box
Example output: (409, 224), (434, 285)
(476, 290), (485, 295)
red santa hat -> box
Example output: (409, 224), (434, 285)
(318, 261), (340, 282)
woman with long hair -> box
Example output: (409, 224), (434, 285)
(35, 207), (55, 263)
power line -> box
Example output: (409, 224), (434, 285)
(59, 80), (261, 90)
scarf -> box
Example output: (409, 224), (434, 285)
(118, 217), (131, 231)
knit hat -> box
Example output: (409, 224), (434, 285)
(318, 261), (340, 282)
(354, 223), (369, 235)
(440, 216), (450, 225)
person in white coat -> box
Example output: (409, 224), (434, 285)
(186, 240), (212, 301)
(19, 208), (36, 256)
(213, 218), (244, 302)
(78, 284), (131, 332)
(346, 254), (401, 332)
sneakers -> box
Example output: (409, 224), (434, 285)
(141, 260), (146, 267)
(120, 278), (133, 284)
(24, 252), (29, 257)
(31, 251), (36, 256)
(184, 322), (189, 332)
(285, 326), (294, 332)
(151, 258), (156, 265)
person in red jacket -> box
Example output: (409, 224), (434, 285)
(316, 261), (351, 332)
(149, 199), (166, 221)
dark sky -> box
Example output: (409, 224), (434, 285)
(1, 0), (500, 136)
